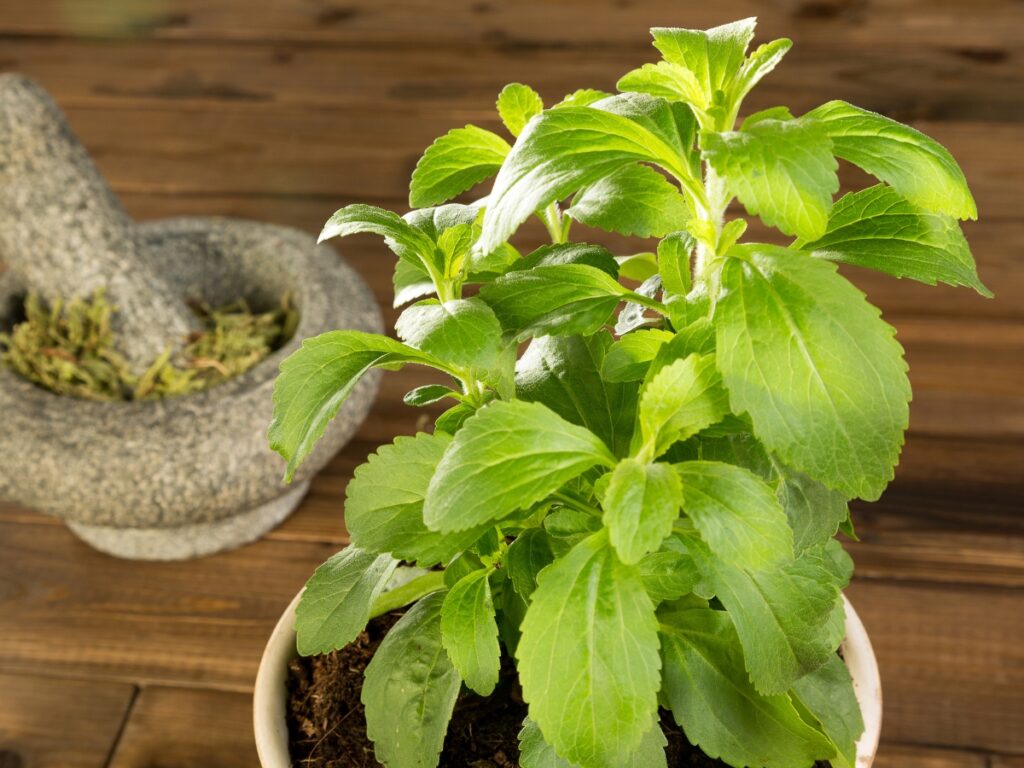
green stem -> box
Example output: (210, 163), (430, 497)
(541, 203), (567, 244)
(624, 291), (670, 316)
(368, 571), (446, 619)
(551, 490), (601, 516)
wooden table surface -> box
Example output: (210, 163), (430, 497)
(0, 1), (1022, 765)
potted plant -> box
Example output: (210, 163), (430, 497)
(256, 17), (986, 767)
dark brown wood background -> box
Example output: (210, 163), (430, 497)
(0, 1), (1022, 765)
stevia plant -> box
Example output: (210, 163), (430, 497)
(269, 18), (987, 768)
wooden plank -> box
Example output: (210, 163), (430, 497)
(6, 102), (1013, 218)
(0, 522), (331, 690)
(846, 579), (1024, 753)
(108, 686), (257, 768)
(874, 743), (988, 768)
(898, 317), (1024, 439)
(848, 432), (1024, 588)
(0, 672), (135, 768)
(2, 36), (1020, 122)
(0, 0), (1021, 50)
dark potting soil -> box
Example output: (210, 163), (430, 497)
(286, 613), (829, 768)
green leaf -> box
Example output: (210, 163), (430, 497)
(505, 527), (555, 599)
(775, 462), (850, 556)
(603, 329), (674, 383)
(742, 105), (794, 129)
(393, 258), (436, 308)
(497, 83), (545, 137)
(676, 460), (793, 569)
(390, 202), (487, 306)
(807, 99), (977, 220)
(294, 547), (397, 656)
(269, 331), (443, 482)
(320, 204), (440, 272)
(795, 184), (990, 296)
(734, 38), (793, 100)
(701, 117), (838, 240)
(659, 604), (835, 767)
(554, 88), (613, 108)
(595, 92), (698, 161)
(404, 201), (483, 241)
(517, 532), (661, 768)
(403, 383), (458, 407)
(638, 354), (730, 459)
(645, 321), (716, 381)
(479, 263), (627, 341)
(658, 231), (695, 297)
(409, 125), (511, 208)
(516, 332), (639, 457)
(790, 655), (865, 768)
(395, 297), (505, 371)
(424, 400), (615, 533)
(440, 568), (501, 695)
(514, 242), (619, 276)
(468, 242), (521, 279)
(363, 592), (461, 768)
(681, 432), (850, 555)
(443, 552), (483, 589)
(617, 62), (706, 111)
(650, 19), (757, 108)
(698, 541), (851, 694)
(544, 507), (602, 556)
(604, 459), (682, 564)
(519, 716), (667, 768)
(638, 547), (700, 603)
(617, 252), (659, 282)
(479, 97), (696, 252)
(519, 717), (577, 768)
(716, 244), (910, 500)
(567, 163), (689, 238)
(433, 402), (475, 436)
(346, 432), (490, 566)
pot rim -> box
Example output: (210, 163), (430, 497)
(254, 590), (882, 767)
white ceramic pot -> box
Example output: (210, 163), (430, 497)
(254, 593), (881, 767)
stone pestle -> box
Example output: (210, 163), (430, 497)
(0, 74), (198, 373)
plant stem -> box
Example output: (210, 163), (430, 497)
(541, 203), (567, 244)
(624, 291), (670, 316)
(368, 570), (446, 619)
(551, 490), (600, 516)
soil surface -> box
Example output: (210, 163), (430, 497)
(286, 612), (829, 767)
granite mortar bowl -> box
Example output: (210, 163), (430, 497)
(0, 216), (382, 560)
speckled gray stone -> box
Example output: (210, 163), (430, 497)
(66, 481), (311, 561)
(0, 74), (198, 372)
(0, 78), (384, 559)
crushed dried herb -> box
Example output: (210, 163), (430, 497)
(0, 289), (297, 401)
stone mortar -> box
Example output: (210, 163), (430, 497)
(0, 75), (384, 558)
(0, 74), (199, 373)
(0, 218), (383, 559)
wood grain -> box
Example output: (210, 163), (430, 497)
(0, 521), (330, 690)
(847, 579), (1024, 753)
(0, 672), (134, 768)
(874, 744), (989, 768)
(1, 0), (1021, 50)
(1, 36), (1020, 122)
(108, 686), (258, 768)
